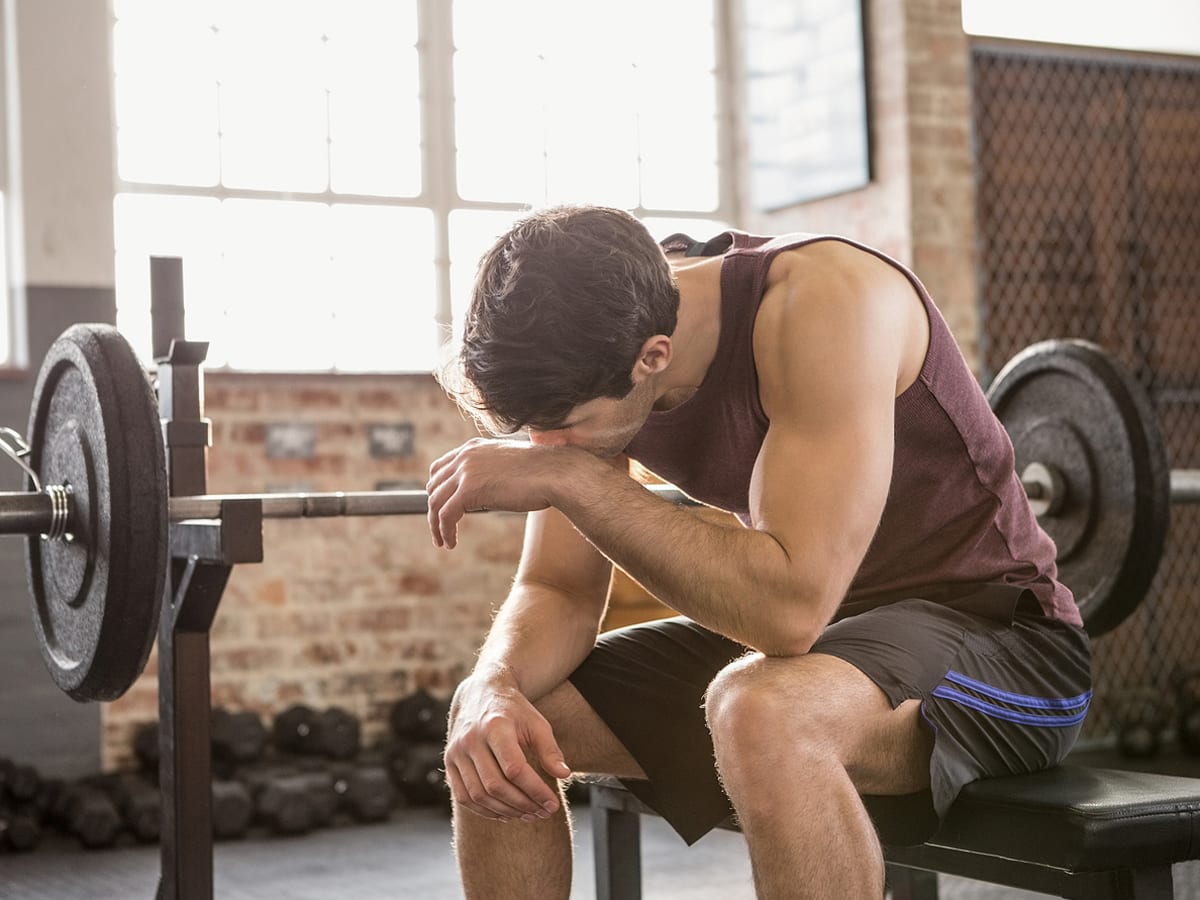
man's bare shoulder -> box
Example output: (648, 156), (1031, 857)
(753, 239), (923, 416)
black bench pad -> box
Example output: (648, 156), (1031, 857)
(912, 765), (1200, 873)
(588, 768), (1200, 888)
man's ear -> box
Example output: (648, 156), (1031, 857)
(631, 334), (672, 382)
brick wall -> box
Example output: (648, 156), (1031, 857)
(102, 375), (522, 769)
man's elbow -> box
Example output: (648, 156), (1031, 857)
(756, 581), (841, 657)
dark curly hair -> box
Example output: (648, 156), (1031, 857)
(440, 206), (680, 434)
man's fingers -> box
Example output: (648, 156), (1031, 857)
(426, 474), (465, 549)
(445, 760), (507, 822)
(447, 752), (530, 821)
(527, 719), (573, 783)
(488, 733), (562, 814)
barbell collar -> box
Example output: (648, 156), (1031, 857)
(1173, 470), (1200, 504)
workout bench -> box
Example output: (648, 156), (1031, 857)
(589, 765), (1200, 899)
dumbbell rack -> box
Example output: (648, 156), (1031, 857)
(153, 258), (263, 900)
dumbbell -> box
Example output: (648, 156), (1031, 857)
(390, 690), (450, 742)
(211, 708), (269, 771)
(1115, 687), (1170, 759)
(211, 779), (253, 841)
(239, 766), (333, 836)
(1174, 669), (1200, 756)
(56, 783), (122, 849)
(273, 705), (361, 760)
(0, 810), (40, 851)
(7, 776), (63, 829)
(2, 762), (42, 806)
(86, 773), (160, 844)
(392, 742), (449, 807)
(325, 762), (397, 823)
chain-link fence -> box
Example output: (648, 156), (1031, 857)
(971, 43), (1200, 741)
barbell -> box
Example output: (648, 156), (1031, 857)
(1, 324), (1194, 704)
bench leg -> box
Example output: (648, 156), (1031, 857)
(886, 863), (939, 900)
(592, 801), (642, 900)
(1070, 865), (1175, 900)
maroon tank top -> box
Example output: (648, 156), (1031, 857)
(625, 231), (1080, 626)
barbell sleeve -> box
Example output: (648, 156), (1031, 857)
(0, 492), (58, 535)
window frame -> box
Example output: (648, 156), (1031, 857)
(112, 0), (739, 372)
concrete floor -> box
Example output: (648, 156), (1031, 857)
(0, 802), (1197, 899)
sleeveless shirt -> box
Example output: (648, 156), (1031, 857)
(624, 231), (1080, 626)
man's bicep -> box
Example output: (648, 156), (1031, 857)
(515, 507), (614, 608)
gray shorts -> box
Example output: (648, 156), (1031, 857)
(567, 583), (1092, 846)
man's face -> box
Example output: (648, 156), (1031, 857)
(526, 379), (656, 459)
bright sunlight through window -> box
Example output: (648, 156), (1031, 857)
(112, 0), (728, 372)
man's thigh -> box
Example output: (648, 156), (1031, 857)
(810, 589), (1092, 822)
(534, 680), (647, 779)
(707, 650), (935, 796)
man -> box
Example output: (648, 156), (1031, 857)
(426, 205), (1091, 899)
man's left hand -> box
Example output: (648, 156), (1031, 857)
(426, 438), (587, 549)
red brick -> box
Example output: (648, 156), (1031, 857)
(336, 607), (413, 632)
(397, 571), (442, 596)
(256, 579), (287, 607)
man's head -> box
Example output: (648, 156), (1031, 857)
(441, 205), (679, 446)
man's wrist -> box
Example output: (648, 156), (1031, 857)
(545, 447), (613, 510)
(472, 659), (520, 691)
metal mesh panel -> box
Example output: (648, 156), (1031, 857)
(971, 45), (1200, 740)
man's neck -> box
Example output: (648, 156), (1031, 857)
(654, 256), (724, 411)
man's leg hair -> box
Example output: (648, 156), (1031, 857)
(453, 680), (647, 900)
(706, 652), (934, 900)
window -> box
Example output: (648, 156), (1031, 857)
(961, 0), (1200, 57)
(112, 0), (730, 371)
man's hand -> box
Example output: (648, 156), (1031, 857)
(427, 438), (587, 549)
(443, 670), (573, 822)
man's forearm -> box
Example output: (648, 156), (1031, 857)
(472, 584), (605, 702)
(554, 461), (827, 655)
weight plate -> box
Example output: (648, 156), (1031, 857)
(987, 340), (1170, 637)
(25, 324), (168, 701)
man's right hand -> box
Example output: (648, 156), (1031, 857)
(444, 668), (573, 822)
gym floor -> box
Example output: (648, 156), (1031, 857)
(3, 799), (1198, 899)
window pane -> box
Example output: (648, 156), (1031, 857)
(218, 199), (334, 369)
(327, 1), (421, 196)
(330, 205), (436, 371)
(543, 57), (638, 208)
(112, 16), (220, 186)
(114, 193), (222, 365)
(453, 0), (716, 211)
(454, 51), (546, 203)
(216, 1), (328, 192)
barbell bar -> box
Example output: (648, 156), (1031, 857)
(0, 460), (1197, 538)
(0, 484), (703, 535)
(3, 325), (1189, 702)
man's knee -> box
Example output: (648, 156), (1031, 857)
(707, 654), (817, 740)
(704, 653), (888, 761)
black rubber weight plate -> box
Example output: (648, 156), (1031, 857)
(987, 340), (1170, 637)
(25, 324), (168, 701)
